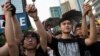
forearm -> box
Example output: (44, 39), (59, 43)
(11, 15), (23, 44)
(89, 14), (96, 41)
(34, 17), (47, 37)
(5, 12), (19, 56)
(5, 11), (15, 46)
(82, 15), (88, 38)
(34, 17), (47, 51)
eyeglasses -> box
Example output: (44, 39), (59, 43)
(24, 37), (37, 41)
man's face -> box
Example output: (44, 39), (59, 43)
(23, 35), (38, 50)
(75, 27), (82, 36)
(60, 20), (72, 33)
(96, 23), (100, 34)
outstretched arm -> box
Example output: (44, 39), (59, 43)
(11, 15), (23, 44)
(84, 4), (97, 46)
(4, 1), (19, 56)
(26, 4), (52, 52)
(81, 4), (89, 38)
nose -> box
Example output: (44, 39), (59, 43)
(66, 25), (70, 28)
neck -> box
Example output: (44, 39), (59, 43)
(61, 32), (71, 39)
(25, 49), (36, 56)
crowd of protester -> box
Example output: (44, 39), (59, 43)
(0, 0), (100, 56)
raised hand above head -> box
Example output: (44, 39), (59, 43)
(26, 4), (38, 19)
(82, 4), (92, 16)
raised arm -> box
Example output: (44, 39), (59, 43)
(3, 2), (19, 56)
(26, 4), (52, 52)
(81, 4), (89, 38)
(11, 15), (23, 44)
(84, 4), (97, 46)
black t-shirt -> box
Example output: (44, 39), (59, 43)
(88, 41), (100, 56)
(19, 46), (48, 56)
(48, 35), (87, 56)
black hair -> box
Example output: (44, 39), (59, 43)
(59, 10), (76, 26)
(75, 23), (81, 30)
(21, 31), (39, 45)
(59, 10), (82, 26)
(58, 18), (72, 26)
(62, 10), (82, 18)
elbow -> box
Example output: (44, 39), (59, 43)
(7, 42), (16, 48)
(89, 35), (96, 42)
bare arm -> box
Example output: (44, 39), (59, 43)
(0, 43), (9, 56)
(85, 7), (96, 46)
(34, 18), (47, 52)
(26, 5), (52, 52)
(81, 4), (89, 38)
(4, 2), (19, 56)
(11, 15), (23, 44)
(81, 15), (88, 38)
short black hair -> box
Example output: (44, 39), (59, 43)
(21, 31), (39, 45)
(59, 10), (76, 26)
(58, 18), (72, 26)
(75, 23), (81, 30)
(59, 10), (82, 26)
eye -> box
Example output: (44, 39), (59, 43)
(63, 23), (66, 25)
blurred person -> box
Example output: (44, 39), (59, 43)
(81, 4), (94, 56)
(81, 3), (100, 56)
(21, 3), (49, 56)
(74, 23), (83, 38)
(87, 21), (100, 56)
(20, 31), (48, 56)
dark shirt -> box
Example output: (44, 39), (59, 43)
(88, 41), (100, 56)
(19, 46), (48, 56)
(48, 35), (87, 56)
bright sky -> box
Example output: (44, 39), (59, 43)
(26, 0), (60, 30)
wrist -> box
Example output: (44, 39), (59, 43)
(82, 14), (86, 17)
(34, 16), (39, 22)
(89, 14), (94, 17)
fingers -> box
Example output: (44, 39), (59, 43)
(83, 4), (92, 9)
(6, 0), (11, 3)
(83, 4), (92, 12)
(6, 3), (12, 11)
(2, 2), (12, 11)
(25, 4), (36, 13)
